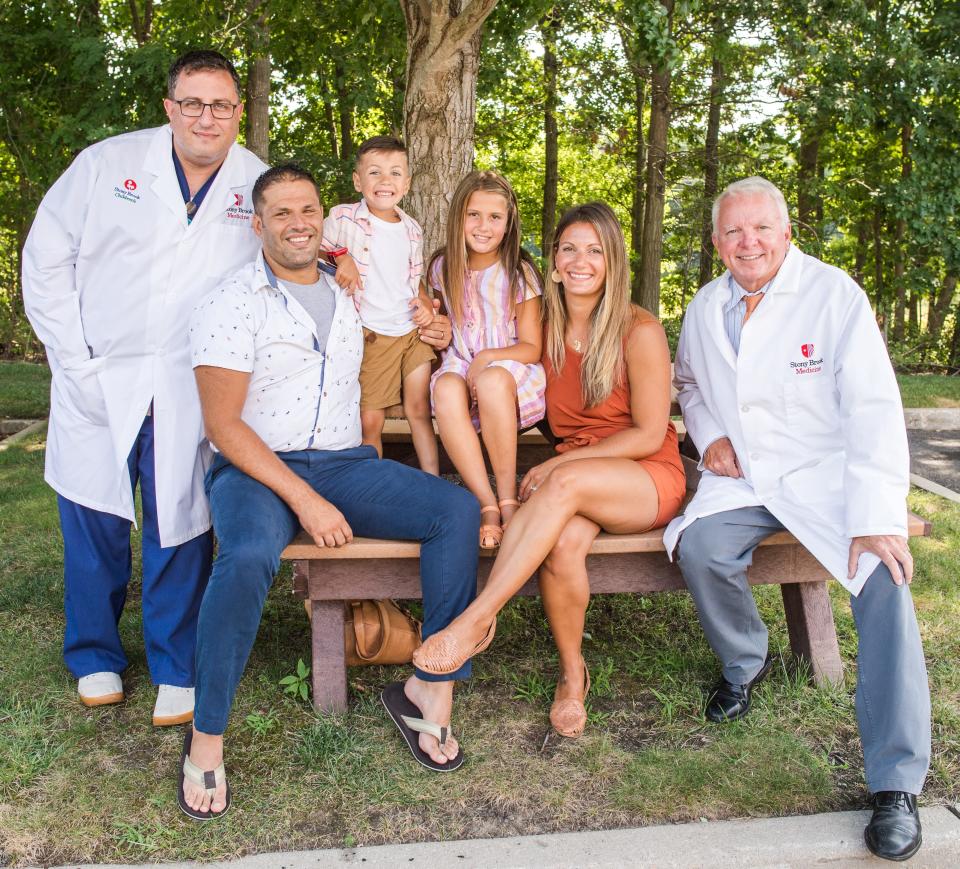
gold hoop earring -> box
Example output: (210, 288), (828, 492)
(551, 269), (561, 283)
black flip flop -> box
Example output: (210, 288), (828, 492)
(177, 726), (231, 821)
(381, 682), (464, 773)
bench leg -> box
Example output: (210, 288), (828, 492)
(780, 581), (843, 687)
(308, 600), (348, 713)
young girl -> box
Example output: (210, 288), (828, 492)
(429, 172), (546, 548)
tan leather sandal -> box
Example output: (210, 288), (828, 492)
(412, 618), (497, 676)
(550, 656), (591, 739)
(479, 505), (503, 549)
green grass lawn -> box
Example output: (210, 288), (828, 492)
(897, 374), (960, 408)
(1, 433), (958, 865)
(0, 361), (50, 419)
(2, 363), (957, 421)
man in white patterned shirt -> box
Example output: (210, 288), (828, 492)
(179, 165), (479, 820)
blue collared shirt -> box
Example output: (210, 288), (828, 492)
(722, 274), (774, 355)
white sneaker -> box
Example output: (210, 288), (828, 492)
(78, 672), (124, 707)
(153, 684), (195, 727)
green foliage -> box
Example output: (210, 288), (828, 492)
(279, 658), (311, 703)
(3, 0), (958, 365)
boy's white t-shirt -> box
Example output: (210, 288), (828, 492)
(361, 214), (415, 336)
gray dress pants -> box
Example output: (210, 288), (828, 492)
(676, 505), (931, 795)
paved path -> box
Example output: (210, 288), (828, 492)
(909, 429), (960, 498)
(55, 805), (960, 868)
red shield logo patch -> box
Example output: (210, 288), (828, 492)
(233, 193), (244, 206)
(801, 343), (814, 358)
(124, 178), (137, 191)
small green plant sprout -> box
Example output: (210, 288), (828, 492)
(280, 658), (311, 702)
(244, 708), (278, 736)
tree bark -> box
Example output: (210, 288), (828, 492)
(853, 219), (869, 288)
(892, 124), (911, 341)
(245, 0), (270, 162)
(872, 202), (886, 330)
(319, 69), (339, 159)
(950, 296), (960, 371)
(128, 0), (153, 45)
(333, 58), (353, 164)
(698, 52), (723, 290)
(399, 0), (500, 258)
(540, 11), (559, 253)
(797, 117), (821, 250)
(638, 61), (671, 315)
(617, 24), (647, 303)
(928, 273), (956, 341)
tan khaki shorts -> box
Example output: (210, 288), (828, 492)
(359, 327), (436, 410)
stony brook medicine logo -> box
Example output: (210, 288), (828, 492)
(791, 342), (823, 374)
(226, 191), (254, 222)
(114, 178), (141, 204)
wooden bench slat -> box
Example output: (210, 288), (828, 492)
(281, 511), (929, 561)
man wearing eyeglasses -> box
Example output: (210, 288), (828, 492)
(22, 50), (267, 727)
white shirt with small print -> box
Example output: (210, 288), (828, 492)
(189, 252), (363, 452)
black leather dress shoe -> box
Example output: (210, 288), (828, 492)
(864, 791), (922, 861)
(705, 654), (772, 722)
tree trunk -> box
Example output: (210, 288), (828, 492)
(638, 61), (671, 315)
(797, 125), (820, 249)
(698, 51), (723, 290)
(872, 202), (885, 320)
(928, 273), (957, 341)
(333, 58), (354, 164)
(540, 11), (559, 253)
(853, 219), (869, 288)
(950, 297), (960, 371)
(245, 0), (270, 162)
(892, 124), (911, 341)
(616, 22), (647, 303)
(399, 0), (500, 258)
(128, 0), (153, 44)
(319, 69), (339, 159)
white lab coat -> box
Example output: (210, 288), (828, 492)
(663, 244), (909, 595)
(22, 125), (267, 546)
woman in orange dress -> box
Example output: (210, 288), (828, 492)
(413, 202), (685, 738)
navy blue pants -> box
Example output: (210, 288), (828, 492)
(194, 446), (480, 734)
(58, 415), (213, 685)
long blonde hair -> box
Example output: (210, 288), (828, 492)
(428, 171), (540, 324)
(543, 202), (634, 407)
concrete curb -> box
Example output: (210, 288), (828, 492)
(0, 418), (47, 450)
(53, 806), (960, 868)
(904, 408), (960, 430)
(911, 473), (960, 504)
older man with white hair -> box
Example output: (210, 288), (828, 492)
(665, 177), (930, 861)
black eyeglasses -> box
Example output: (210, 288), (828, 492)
(173, 98), (239, 119)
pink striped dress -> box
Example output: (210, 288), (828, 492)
(429, 257), (546, 431)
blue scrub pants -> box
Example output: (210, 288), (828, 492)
(58, 414), (213, 686)
(194, 446), (480, 735)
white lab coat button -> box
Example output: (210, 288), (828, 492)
(741, 404), (749, 412)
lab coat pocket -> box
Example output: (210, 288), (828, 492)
(780, 452), (845, 509)
(57, 357), (109, 427)
(783, 376), (839, 439)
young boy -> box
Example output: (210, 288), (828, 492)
(324, 136), (439, 474)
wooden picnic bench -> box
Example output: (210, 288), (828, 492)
(283, 455), (931, 713)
